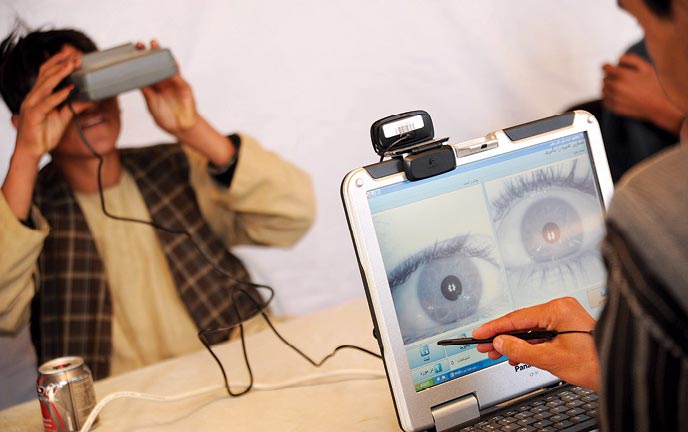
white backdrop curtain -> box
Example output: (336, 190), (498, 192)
(0, 0), (640, 316)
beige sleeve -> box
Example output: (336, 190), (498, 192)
(185, 133), (316, 248)
(0, 192), (50, 334)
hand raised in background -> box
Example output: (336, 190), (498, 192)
(602, 53), (683, 134)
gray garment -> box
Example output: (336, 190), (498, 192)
(596, 142), (688, 431)
(606, 142), (688, 309)
(0, 326), (37, 410)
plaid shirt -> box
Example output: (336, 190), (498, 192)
(32, 143), (261, 379)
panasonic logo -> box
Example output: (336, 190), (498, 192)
(514, 364), (532, 373)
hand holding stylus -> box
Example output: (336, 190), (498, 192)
(470, 297), (600, 391)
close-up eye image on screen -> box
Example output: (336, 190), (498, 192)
(371, 186), (511, 345)
(485, 156), (607, 307)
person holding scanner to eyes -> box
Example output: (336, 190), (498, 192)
(0, 25), (315, 406)
(465, 0), (688, 429)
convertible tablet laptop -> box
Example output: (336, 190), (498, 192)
(341, 111), (613, 431)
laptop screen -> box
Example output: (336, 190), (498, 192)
(366, 131), (607, 392)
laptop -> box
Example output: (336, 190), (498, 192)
(341, 111), (612, 431)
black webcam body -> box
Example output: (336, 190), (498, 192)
(402, 145), (456, 181)
(370, 110), (456, 181)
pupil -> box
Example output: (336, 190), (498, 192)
(441, 275), (462, 301)
(542, 222), (560, 243)
(520, 196), (583, 262)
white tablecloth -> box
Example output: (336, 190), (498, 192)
(0, 299), (398, 431)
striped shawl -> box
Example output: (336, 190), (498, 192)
(31, 143), (261, 379)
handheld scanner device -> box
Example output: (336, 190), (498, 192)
(65, 43), (177, 101)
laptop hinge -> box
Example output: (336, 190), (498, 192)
(431, 393), (480, 432)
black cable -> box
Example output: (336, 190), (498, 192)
(198, 287), (381, 395)
(65, 104), (271, 290)
(197, 286), (258, 396)
(67, 101), (382, 397)
(554, 330), (595, 337)
(378, 132), (411, 162)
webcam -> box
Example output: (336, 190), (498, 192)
(370, 110), (456, 181)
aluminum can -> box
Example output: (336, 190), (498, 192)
(36, 356), (97, 432)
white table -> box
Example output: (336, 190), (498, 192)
(0, 299), (400, 431)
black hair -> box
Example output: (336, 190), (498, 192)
(0, 25), (98, 115)
(643, 0), (672, 17)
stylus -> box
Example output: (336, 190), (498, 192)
(436, 330), (593, 346)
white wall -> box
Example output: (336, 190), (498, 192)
(0, 0), (641, 317)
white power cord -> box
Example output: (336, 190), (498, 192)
(78, 369), (385, 432)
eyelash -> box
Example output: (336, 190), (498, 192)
(515, 248), (600, 288)
(490, 159), (596, 222)
(387, 235), (496, 289)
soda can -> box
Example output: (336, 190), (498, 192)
(36, 356), (98, 432)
